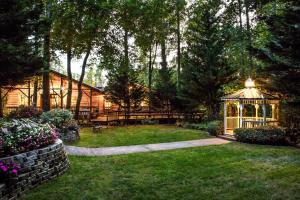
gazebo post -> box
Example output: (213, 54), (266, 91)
(255, 104), (259, 121)
(262, 102), (266, 125)
(239, 103), (244, 128)
(271, 104), (275, 120)
(224, 101), (227, 134)
(237, 102), (240, 128)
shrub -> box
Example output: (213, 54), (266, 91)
(59, 120), (80, 142)
(0, 137), (4, 157)
(280, 102), (300, 145)
(234, 126), (286, 145)
(206, 120), (223, 136)
(41, 109), (73, 129)
(141, 119), (159, 125)
(0, 119), (58, 156)
(183, 120), (223, 136)
(7, 105), (42, 119)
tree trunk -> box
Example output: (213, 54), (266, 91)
(66, 47), (72, 110)
(161, 38), (167, 71)
(124, 29), (129, 70)
(123, 29), (130, 124)
(238, 0), (245, 77)
(148, 47), (152, 93)
(245, 0), (253, 71)
(0, 87), (3, 118)
(42, 30), (50, 111)
(176, 2), (181, 88)
(74, 45), (91, 120)
(32, 77), (38, 107)
(42, 2), (51, 111)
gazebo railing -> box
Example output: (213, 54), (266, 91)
(226, 117), (278, 130)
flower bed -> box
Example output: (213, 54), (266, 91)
(0, 119), (58, 156)
(0, 139), (69, 199)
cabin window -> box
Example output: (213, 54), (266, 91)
(19, 93), (28, 105)
(104, 100), (111, 109)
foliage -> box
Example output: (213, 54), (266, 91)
(105, 67), (146, 121)
(59, 119), (80, 143)
(179, 0), (237, 119)
(0, 119), (58, 156)
(62, 119), (80, 133)
(184, 120), (223, 136)
(0, 0), (43, 86)
(141, 119), (159, 125)
(255, 0), (300, 99)
(7, 106), (42, 119)
(280, 102), (300, 145)
(41, 109), (73, 129)
(0, 137), (4, 157)
(234, 126), (286, 145)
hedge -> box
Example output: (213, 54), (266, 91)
(234, 126), (286, 145)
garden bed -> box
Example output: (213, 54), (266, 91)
(0, 139), (69, 199)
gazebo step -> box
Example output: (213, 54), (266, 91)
(218, 134), (236, 141)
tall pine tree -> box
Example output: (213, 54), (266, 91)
(179, 0), (236, 119)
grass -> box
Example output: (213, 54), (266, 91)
(68, 125), (210, 147)
(22, 143), (300, 200)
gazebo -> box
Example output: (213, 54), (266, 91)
(221, 78), (280, 135)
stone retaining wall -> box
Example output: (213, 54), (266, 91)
(0, 139), (69, 200)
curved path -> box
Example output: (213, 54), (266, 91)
(65, 138), (230, 156)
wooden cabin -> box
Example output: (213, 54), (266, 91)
(0, 70), (106, 121)
(0, 70), (202, 124)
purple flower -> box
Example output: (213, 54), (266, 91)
(12, 169), (18, 174)
(1, 165), (8, 172)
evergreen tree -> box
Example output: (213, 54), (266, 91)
(105, 67), (145, 123)
(0, 0), (43, 86)
(255, 0), (300, 99)
(179, 0), (237, 119)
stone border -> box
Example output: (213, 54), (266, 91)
(0, 139), (69, 200)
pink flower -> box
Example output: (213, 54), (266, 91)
(1, 165), (8, 172)
(12, 169), (18, 174)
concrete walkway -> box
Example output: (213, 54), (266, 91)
(65, 138), (230, 156)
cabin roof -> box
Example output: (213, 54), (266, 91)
(50, 70), (103, 93)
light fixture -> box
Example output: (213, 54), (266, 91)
(245, 77), (255, 88)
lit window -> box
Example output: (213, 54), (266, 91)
(104, 100), (111, 109)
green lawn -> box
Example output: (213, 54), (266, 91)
(22, 143), (300, 200)
(68, 125), (210, 147)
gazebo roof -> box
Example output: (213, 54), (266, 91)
(221, 78), (279, 101)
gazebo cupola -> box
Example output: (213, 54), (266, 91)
(221, 78), (280, 135)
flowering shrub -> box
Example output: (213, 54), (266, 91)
(0, 119), (58, 156)
(0, 161), (20, 181)
(62, 119), (79, 132)
(41, 109), (73, 129)
(7, 105), (42, 119)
